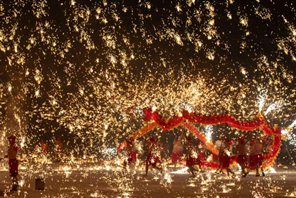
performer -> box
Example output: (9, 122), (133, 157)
(236, 136), (248, 176)
(6, 135), (19, 192)
(249, 137), (265, 176)
(123, 137), (137, 169)
(185, 143), (197, 176)
(217, 139), (235, 176)
(214, 138), (223, 173)
(145, 136), (163, 176)
(185, 136), (203, 177)
(171, 135), (184, 167)
(250, 138), (265, 176)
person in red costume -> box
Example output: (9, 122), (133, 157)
(196, 143), (206, 170)
(145, 136), (163, 176)
(217, 138), (235, 176)
(184, 135), (205, 176)
(245, 135), (265, 177)
(123, 137), (137, 169)
(6, 135), (19, 192)
(236, 136), (248, 176)
(185, 140), (198, 176)
(171, 134), (184, 167)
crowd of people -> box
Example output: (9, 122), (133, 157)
(0, 131), (273, 192)
(122, 132), (273, 177)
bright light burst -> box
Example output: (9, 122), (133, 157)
(257, 93), (267, 112)
(289, 120), (296, 129)
(264, 101), (283, 116)
(205, 125), (213, 142)
(282, 120), (296, 141)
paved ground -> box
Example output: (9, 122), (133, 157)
(0, 163), (295, 197)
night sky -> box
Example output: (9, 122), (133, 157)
(0, 0), (295, 160)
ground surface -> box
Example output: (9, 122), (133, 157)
(0, 162), (295, 198)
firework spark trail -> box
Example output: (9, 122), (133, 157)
(282, 120), (296, 140)
(205, 125), (213, 142)
(0, 0), (294, 169)
(289, 120), (296, 129)
(264, 101), (283, 116)
(257, 93), (267, 112)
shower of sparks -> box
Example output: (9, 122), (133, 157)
(20, 137), (26, 148)
(0, 0), (294, 148)
(0, 0), (296, 196)
(267, 167), (277, 174)
(170, 167), (189, 175)
(282, 119), (296, 141)
(257, 93), (267, 112)
(289, 120), (296, 129)
(205, 125), (213, 142)
(264, 101), (283, 116)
